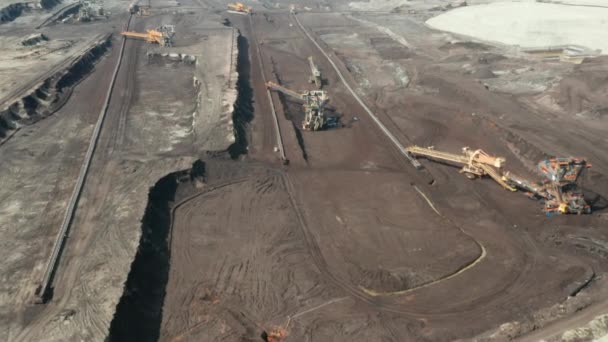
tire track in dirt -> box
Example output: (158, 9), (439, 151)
(291, 12), (421, 169)
(275, 13), (587, 322)
(34, 15), (133, 304)
(358, 184), (487, 297)
(167, 177), (250, 247)
(246, 14), (287, 163)
(14, 16), (134, 342)
(281, 171), (496, 318)
(281, 172), (436, 317)
(110, 37), (138, 154)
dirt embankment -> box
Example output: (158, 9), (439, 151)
(557, 57), (608, 115)
(107, 165), (201, 341)
(107, 158), (254, 341)
(190, 28), (241, 153)
(107, 27), (250, 341)
(228, 33), (253, 158)
(0, 34), (111, 144)
(0, 3), (28, 23)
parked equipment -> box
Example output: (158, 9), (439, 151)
(227, 2), (252, 14)
(406, 145), (591, 215)
(266, 81), (328, 131)
(121, 25), (175, 47)
(308, 56), (322, 89)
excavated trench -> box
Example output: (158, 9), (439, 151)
(107, 171), (181, 342)
(228, 34), (254, 159)
(0, 35), (111, 143)
(107, 32), (256, 341)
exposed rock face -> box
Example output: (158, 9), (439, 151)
(191, 28), (239, 151)
(21, 33), (49, 46)
(0, 3), (28, 23)
(0, 35), (110, 143)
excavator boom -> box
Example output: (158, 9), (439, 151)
(406, 145), (469, 165)
(407, 145), (515, 191)
(266, 81), (305, 101)
(121, 25), (174, 47)
(407, 145), (590, 215)
(121, 31), (149, 39)
(308, 56), (322, 88)
(266, 81), (328, 131)
(478, 163), (516, 191)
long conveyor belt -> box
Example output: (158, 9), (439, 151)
(407, 146), (517, 191)
(479, 164), (517, 191)
(406, 146), (470, 165)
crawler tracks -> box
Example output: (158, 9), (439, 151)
(281, 172), (483, 317)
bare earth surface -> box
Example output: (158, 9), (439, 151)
(1, 0), (608, 341)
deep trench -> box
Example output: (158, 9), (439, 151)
(228, 34), (254, 159)
(270, 57), (309, 161)
(106, 172), (179, 342)
(277, 93), (309, 161)
(107, 32), (255, 341)
(56, 39), (111, 92)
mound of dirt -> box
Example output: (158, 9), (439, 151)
(21, 33), (49, 46)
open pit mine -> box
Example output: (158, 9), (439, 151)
(1, 1), (608, 341)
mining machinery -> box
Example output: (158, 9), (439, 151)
(407, 146), (516, 190)
(406, 146), (591, 215)
(266, 81), (328, 131)
(121, 25), (175, 47)
(132, 4), (151, 16)
(308, 56), (322, 89)
(262, 327), (287, 342)
(76, 0), (106, 22)
(227, 2), (252, 14)
(128, 1), (150, 15)
(78, 4), (91, 22)
(504, 158), (591, 215)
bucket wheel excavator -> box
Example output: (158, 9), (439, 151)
(406, 145), (591, 215)
(266, 81), (329, 131)
(308, 56), (322, 89)
(506, 157), (591, 215)
(121, 25), (175, 47)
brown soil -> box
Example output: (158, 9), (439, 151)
(157, 10), (608, 342)
(4, 2), (608, 341)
